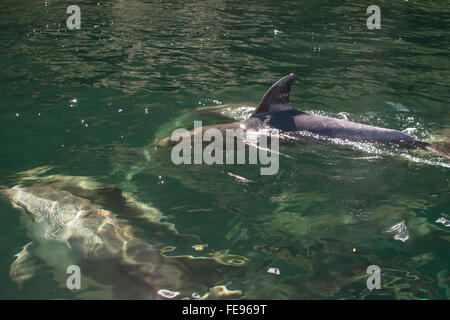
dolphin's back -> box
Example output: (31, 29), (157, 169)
(244, 74), (420, 146)
(245, 110), (418, 145)
(293, 112), (417, 145)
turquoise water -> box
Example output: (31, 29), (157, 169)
(0, 0), (449, 299)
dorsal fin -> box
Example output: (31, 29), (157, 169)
(252, 73), (297, 115)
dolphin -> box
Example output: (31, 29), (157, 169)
(155, 74), (449, 158)
(0, 174), (248, 299)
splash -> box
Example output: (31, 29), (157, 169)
(385, 221), (409, 242)
(289, 130), (450, 169)
(436, 217), (450, 227)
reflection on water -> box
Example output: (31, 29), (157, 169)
(0, 0), (448, 299)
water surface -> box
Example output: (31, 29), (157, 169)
(0, 0), (449, 299)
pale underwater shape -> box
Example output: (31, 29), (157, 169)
(1, 172), (249, 299)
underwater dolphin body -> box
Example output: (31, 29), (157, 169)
(0, 174), (248, 299)
(156, 74), (448, 157)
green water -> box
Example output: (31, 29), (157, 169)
(0, 0), (449, 299)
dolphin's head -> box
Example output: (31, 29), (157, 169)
(0, 186), (15, 201)
(0, 186), (50, 220)
(0, 186), (33, 215)
(0, 187), (29, 216)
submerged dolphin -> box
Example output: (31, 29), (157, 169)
(156, 74), (449, 157)
(0, 174), (248, 299)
